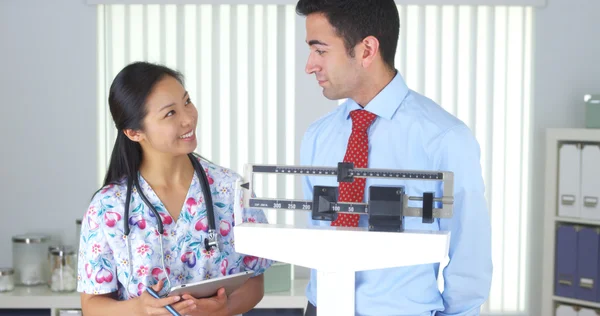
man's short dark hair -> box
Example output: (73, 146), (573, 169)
(296, 0), (399, 71)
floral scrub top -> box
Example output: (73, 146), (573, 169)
(77, 156), (272, 300)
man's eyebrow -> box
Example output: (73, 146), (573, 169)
(307, 40), (328, 46)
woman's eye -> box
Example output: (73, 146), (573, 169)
(166, 110), (175, 117)
(185, 98), (192, 105)
(316, 50), (325, 55)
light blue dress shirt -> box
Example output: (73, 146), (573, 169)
(300, 71), (493, 316)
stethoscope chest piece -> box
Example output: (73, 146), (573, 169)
(204, 229), (218, 252)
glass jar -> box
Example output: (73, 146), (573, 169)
(12, 235), (50, 286)
(47, 245), (60, 284)
(49, 246), (77, 292)
(0, 268), (15, 292)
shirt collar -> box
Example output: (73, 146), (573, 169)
(343, 71), (409, 121)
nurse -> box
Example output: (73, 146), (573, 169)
(77, 61), (272, 316)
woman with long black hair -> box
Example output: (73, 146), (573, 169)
(77, 61), (271, 316)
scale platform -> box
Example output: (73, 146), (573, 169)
(234, 223), (450, 316)
(234, 223), (450, 272)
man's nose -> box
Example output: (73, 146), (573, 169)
(305, 56), (320, 74)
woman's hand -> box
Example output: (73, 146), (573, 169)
(134, 279), (198, 316)
(181, 288), (230, 316)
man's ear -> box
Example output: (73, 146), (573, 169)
(360, 35), (380, 68)
(123, 129), (143, 143)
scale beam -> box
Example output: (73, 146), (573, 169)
(251, 165), (445, 180)
(238, 163), (454, 232)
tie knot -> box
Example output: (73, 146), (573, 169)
(350, 110), (377, 132)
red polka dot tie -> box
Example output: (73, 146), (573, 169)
(331, 110), (378, 227)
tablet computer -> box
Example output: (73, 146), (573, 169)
(167, 270), (254, 299)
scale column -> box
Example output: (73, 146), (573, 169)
(316, 270), (355, 316)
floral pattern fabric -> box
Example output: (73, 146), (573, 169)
(77, 157), (272, 300)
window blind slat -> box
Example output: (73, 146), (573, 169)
(276, 5), (289, 224)
(211, 5), (221, 164)
(183, 5), (198, 125)
(405, 5), (419, 91)
(505, 6), (526, 312)
(469, 7), (478, 132)
(218, 5), (231, 168)
(417, 6), (426, 94)
(230, 5), (239, 175)
(97, 5), (107, 185)
(398, 6), (407, 79)
(176, 5), (185, 71)
(434, 6), (443, 105)
(284, 5), (296, 221)
(129, 5), (144, 63)
(457, 5), (472, 128)
(200, 5), (212, 159)
(491, 5), (508, 311)
(159, 5), (166, 65)
(237, 5), (249, 175)
(519, 8), (533, 312)
(123, 5), (130, 65)
(424, 5), (439, 103)
(247, 5), (255, 171)
(142, 5), (148, 61)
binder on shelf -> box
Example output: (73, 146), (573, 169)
(557, 304), (578, 316)
(556, 224), (579, 298)
(576, 227), (600, 302)
(580, 145), (600, 221)
(558, 143), (582, 218)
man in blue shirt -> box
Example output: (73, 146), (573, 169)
(295, 0), (493, 315)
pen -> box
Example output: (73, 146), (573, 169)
(146, 287), (182, 316)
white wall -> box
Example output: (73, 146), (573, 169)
(529, 0), (600, 314)
(0, 0), (97, 267)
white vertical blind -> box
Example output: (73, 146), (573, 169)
(392, 5), (533, 314)
(87, 0), (547, 7)
(98, 4), (533, 314)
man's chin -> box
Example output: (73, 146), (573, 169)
(322, 88), (341, 100)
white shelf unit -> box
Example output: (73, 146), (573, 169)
(542, 128), (600, 316)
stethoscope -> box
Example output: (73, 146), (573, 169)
(122, 153), (218, 298)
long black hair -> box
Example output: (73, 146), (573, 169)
(103, 61), (185, 187)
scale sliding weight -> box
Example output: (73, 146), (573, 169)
(238, 162), (454, 232)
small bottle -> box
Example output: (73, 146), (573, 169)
(49, 246), (77, 292)
(0, 268), (15, 292)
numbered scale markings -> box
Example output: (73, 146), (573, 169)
(249, 199), (367, 214)
(252, 165), (443, 180)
